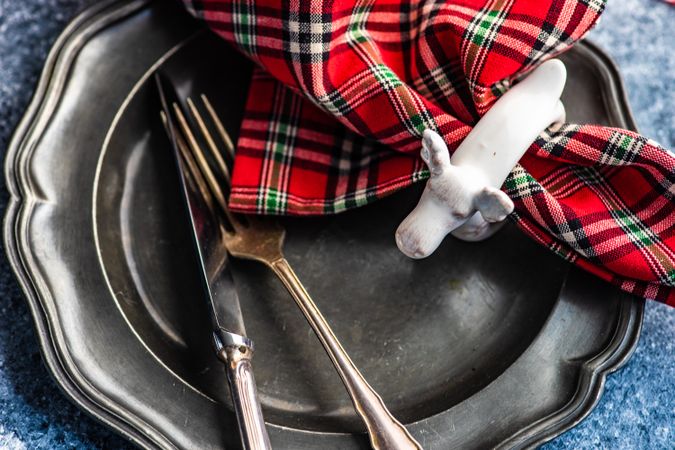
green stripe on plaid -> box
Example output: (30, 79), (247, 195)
(462, 0), (513, 80)
(262, 187), (284, 212)
(232, 0), (257, 56)
(667, 270), (675, 284)
(257, 85), (300, 214)
(371, 64), (403, 90)
(347, 3), (373, 45)
(470, 9), (501, 46)
(503, 164), (541, 198)
(576, 166), (675, 285)
(332, 192), (370, 212)
(599, 131), (645, 165)
(614, 210), (656, 246)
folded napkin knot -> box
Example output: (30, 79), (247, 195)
(183, 0), (675, 305)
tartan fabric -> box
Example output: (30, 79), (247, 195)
(183, 0), (675, 306)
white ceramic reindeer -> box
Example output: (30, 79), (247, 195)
(396, 59), (567, 258)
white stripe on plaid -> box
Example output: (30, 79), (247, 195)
(233, 0), (258, 58)
(286, 10), (332, 64)
(257, 83), (301, 214)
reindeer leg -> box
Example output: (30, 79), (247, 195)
(451, 213), (506, 242)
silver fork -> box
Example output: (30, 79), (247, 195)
(171, 93), (422, 450)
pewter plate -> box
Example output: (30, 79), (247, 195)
(3, 1), (644, 449)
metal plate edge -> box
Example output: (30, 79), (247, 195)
(497, 39), (646, 450)
(2, 1), (645, 448)
(3, 1), (171, 449)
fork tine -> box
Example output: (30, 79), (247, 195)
(187, 97), (232, 186)
(161, 111), (217, 218)
(172, 102), (242, 230)
(201, 94), (235, 161)
(198, 96), (265, 227)
(162, 109), (232, 280)
(176, 148), (230, 281)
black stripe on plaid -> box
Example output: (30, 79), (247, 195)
(524, 20), (572, 66)
(343, 2), (438, 138)
(232, 0), (258, 57)
(256, 81), (302, 214)
(316, 66), (402, 117)
(503, 164), (543, 199)
(510, 210), (580, 262)
(506, 164), (600, 260)
(525, 0), (605, 67)
(548, 215), (599, 260)
(461, 0), (514, 82)
(414, 21), (480, 123)
(535, 123), (578, 158)
(575, 166), (675, 285)
(285, 10), (333, 64)
(599, 130), (646, 165)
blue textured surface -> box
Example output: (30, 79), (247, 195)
(0, 0), (672, 449)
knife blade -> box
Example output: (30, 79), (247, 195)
(155, 73), (271, 450)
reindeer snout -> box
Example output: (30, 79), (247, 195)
(395, 202), (452, 259)
(395, 225), (428, 259)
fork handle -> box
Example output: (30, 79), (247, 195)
(270, 258), (421, 450)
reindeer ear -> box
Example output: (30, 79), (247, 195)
(475, 187), (514, 223)
(421, 129), (451, 176)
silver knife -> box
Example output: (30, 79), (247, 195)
(155, 73), (272, 450)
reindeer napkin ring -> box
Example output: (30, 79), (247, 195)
(396, 59), (567, 258)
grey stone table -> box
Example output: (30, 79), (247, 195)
(0, 0), (672, 448)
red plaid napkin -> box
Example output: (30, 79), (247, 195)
(183, 0), (675, 306)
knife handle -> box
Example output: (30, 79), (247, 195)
(219, 345), (272, 450)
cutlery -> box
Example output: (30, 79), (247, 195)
(156, 73), (272, 450)
(166, 88), (422, 450)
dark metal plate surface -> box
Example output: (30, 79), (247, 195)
(3, 1), (643, 449)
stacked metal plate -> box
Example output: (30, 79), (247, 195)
(3, 0), (643, 448)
